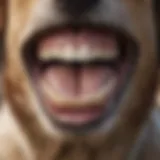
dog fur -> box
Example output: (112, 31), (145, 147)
(0, 0), (159, 160)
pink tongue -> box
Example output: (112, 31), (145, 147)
(43, 66), (115, 97)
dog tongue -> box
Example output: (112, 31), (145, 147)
(42, 66), (116, 98)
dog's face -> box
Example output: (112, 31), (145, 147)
(3, 0), (158, 138)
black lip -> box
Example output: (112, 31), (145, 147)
(21, 24), (139, 132)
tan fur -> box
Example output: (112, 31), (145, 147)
(0, 0), (159, 160)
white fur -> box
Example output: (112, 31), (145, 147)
(0, 103), (34, 160)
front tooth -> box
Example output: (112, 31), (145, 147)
(64, 45), (76, 61)
(78, 45), (90, 60)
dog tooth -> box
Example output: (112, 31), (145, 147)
(64, 45), (76, 61)
(39, 50), (56, 60)
(79, 45), (90, 56)
(39, 46), (119, 62)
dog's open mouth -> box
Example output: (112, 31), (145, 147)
(23, 25), (137, 129)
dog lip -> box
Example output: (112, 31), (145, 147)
(50, 106), (105, 126)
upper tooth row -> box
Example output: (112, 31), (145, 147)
(39, 45), (119, 62)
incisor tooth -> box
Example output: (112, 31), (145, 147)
(78, 45), (90, 57)
(64, 45), (75, 60)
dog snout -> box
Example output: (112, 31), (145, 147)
(56, 0), (99, 17)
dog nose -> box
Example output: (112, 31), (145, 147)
(57, 0), (99, 17)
